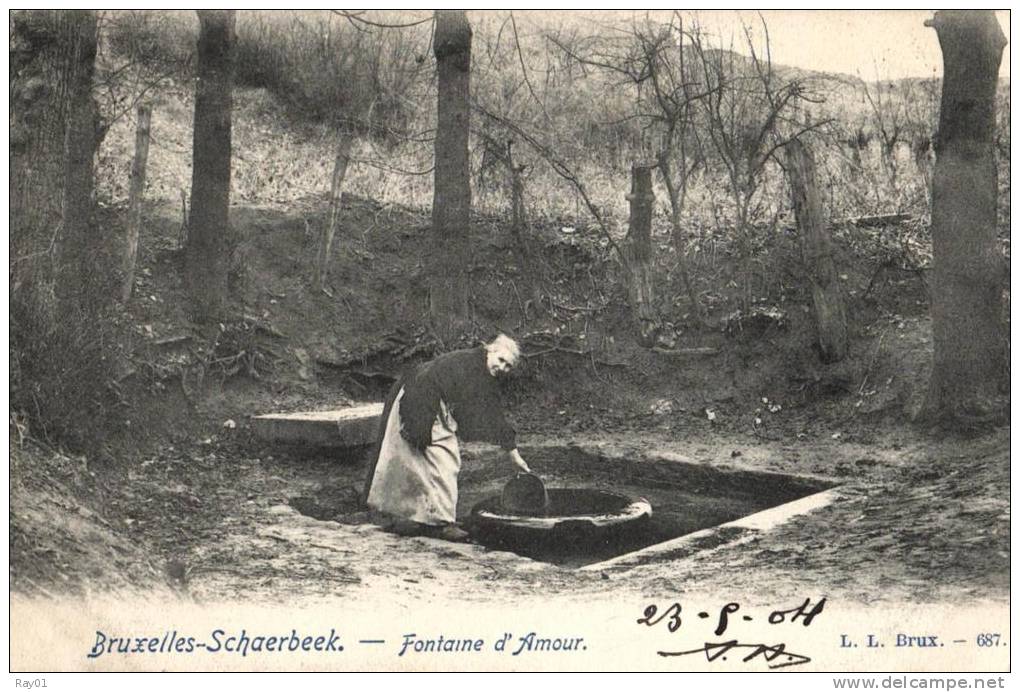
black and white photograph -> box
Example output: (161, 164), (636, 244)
(8, 8), (1011, 677)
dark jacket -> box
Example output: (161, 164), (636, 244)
(362, 346), (517, 503)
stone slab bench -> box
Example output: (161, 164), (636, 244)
(251, 403), (384, 448)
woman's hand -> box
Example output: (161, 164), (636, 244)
(508, 448), (531, 473)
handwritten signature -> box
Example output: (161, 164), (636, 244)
(658, 639), (811, 669)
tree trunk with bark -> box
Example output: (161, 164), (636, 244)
(314, 132), (354, 294)
(10, 11), (99, 305)
(625, 163), (659, 347)
(122, 103), (152, 303)
(921, 10), (1008, 426)
(430, 10), (473, 344)
(10, 13), (67, 259)
(10, 10), (108, 447)
(57, 11), (99, 304)
(186, 10), (236, 322)
(784, 137), (848, 363)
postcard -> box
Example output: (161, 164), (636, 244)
(9, 9), (1010, 675)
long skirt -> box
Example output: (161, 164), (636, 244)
(366, 387), (461, 526)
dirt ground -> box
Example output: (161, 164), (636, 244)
(8, 196), (1010, 614)
(11, 425), (1009, 611)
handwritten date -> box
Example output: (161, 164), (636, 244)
(637, 597), (826, 637)
(637, 597), (826, 669)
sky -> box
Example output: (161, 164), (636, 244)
(690, 10), (1011, 80)
(519, 9), (1011, 81)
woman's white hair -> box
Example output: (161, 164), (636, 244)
(485, 333), (521, 365)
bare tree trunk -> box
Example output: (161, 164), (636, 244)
(10, 10), (99, 302)
(882, 141), (899, 191)
(314, 133), (354, 294)
(122, 104), (152, 303)
(10, 10), (105, 445)
(625, 163), (659, 346)
(430, 10), (472, 344)
(186, 10), (235, 322)
(505, 140), (543, 313)
(11, 12), (71, 260)
(784, 137), (848, 363)
(849, 132), (864, 174)
(55, 11), (99, 305)
(736, 198), (755, 313)
(921, 10), (1008, 426)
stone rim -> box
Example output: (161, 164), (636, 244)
(472, 489), (652, 532)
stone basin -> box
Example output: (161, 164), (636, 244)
(470, 488), (652, 547)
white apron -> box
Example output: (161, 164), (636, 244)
(366, 387), (461, 525)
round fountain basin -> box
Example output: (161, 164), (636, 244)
(470, 488), (652, 542)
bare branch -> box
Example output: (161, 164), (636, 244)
(510, 12), (549, 120)
(474, 101), (630, 272)
(759, 119), (835, 169)
(359, 158), (434, 176)
(331, 10), (432, 31)
(545, 31), (648, 83)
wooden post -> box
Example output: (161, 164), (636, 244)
(626, 163), (658, 347)
(784, 137), (848, 363)
(508, 141), (527, 252)
(122, 103), (152, 303)
(314, 133), (354, 294)
(179, 188), (188, 249)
